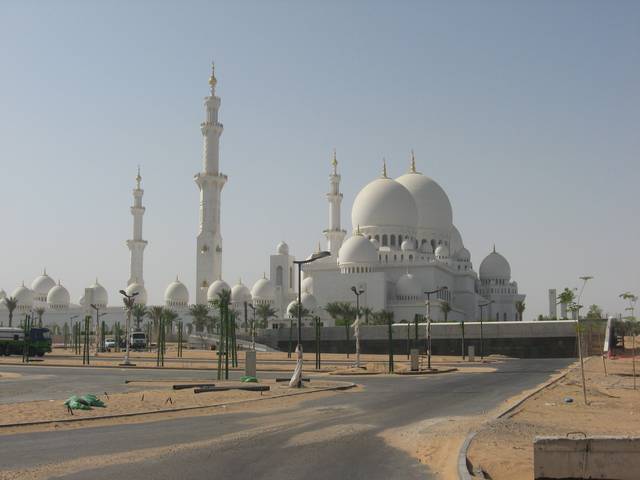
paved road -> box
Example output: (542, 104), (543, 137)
(0, 358), (572, 479)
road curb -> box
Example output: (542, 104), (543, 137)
(0, 381), (356, 430)
(457, 359), (581, 479)
(395, 367), (458, 375)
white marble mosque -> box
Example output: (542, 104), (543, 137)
(0, 64), (525, 329)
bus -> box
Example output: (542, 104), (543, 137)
(0, 327), (52, 356)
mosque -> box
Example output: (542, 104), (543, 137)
(0, 64), (525, 329)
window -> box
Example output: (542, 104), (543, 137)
(496, 313), (499, 321)
(390, 235), (396, 247)
(276, 266), (283, 286)
(382, 234), (388, 246)
(503, 313), (507, 321)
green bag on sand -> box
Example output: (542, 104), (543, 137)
(240, 376), (258, 383)
(80, 394), (106, 407)
(64, 395), (92, 410)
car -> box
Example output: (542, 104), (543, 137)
(104, 338), (116, 350)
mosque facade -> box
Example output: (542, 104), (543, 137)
(0, 65), (525, 330)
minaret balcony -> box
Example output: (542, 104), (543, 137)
(200, 122), (223, 135)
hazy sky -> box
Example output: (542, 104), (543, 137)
(1, 0), (638, 318)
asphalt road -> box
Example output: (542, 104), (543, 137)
(0, 358), (572, 479)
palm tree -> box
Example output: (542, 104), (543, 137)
(188, 304), (210, 333)
(163, 309), (179, 338)
(146, 306), (165, 345)
(515, 301), (526, 322)
(5, 297), (17, 327)
(256, 303), (277, 329)
(325, 301), (356, 354)
(287, 302), (310, 322)
(132, 304), (148, 330)
(440, 302), (452, 322)
(34, 307), (45, 328)
(361, 307), (373, 325)
(557, 288), (575, 319)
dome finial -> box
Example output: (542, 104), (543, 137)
(493, 244), (496, 253)
(382, 158), (388, 178)
(263, 272), (267, 279)
(136, 165), (142, 189)
(208, 61), (217, 93)
(43, 267), (47, 275)
(410, 150), (417, 173)
(356, 224), (362, 236)
(331, 148), (338, 174)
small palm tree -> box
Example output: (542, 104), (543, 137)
(515, 301), (526, 322)
(5, 297), (17, 327)
(288, 302), (310, 322)
(361, 307), (373, 325)
(35, 307), (45, 328)
(188, 304), (210, 333)
(132, 304), (148, 329)
(146, 306), (165, 344)
(163, 309), (179, 337)
(256, 303), (277, 328)
(440, 301), (452, 322)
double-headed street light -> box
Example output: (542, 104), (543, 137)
(425, 286), (448, 370)
(247, 303), (256, 350)
(478, 301), (494, 360)
(292, 250), (331, 387)
(351, 286), (365, 368)
(119, 289), (139, 366)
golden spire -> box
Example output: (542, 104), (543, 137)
(410, 149), (417, 173)
(331, 148), (338, 174)
(382, 158), (388, 178)
(208, 62), (217, 92)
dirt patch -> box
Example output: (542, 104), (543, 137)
(286, 423), (375, 447)
(0, 372), (21, 380)
(0, 379), (349, 432)
(468, 356), (640, 480)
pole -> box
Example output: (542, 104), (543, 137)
(461, 320), (465, 360)
(480, 306), (484, 360)
(354, 291), (360, 368)
(427, 295), (432, 370)
(388, 314), (394, 373)
(297, 262), (303, 387)
(407, 322), (410, 360)
(124, 306), (131, 364)
(288, 317), (293, 358)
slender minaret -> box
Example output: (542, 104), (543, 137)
(324, 149), (346, 255)
(126, 167), (148, 286)
(195, 62), (227, 304)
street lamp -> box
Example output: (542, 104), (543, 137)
(351, 286), (365, 368)
(575, 276), (593, 405)
(247, 303), (256, 350)
(90, 304), (102, 353)
(425, 286), (448, 370)
(119, 289), (139, 366)
(292, 250), (331, 387)
(478, 301), (494, 360)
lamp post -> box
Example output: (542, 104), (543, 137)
(350, 286), (365, 368)
(90, 304), (101, 354)
(119, 290), (139, 366)
(575, 276), (593, 404)
(292, 250), (331, 387)
(478, 301), (493, 360)
(247, 303), (256, 350)
(425, 287), (448, 370)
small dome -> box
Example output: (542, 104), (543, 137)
(47, 282), (70, 308)
(369, 238), (380, 249)
(125, 282), (147, 305)
(435, 245), (449, 258)
(207, 279), (231, 301)
(251, 276), (275, 301)
(165, 278), (189, 307)
(88, 280), (109, 307)
(401, 238), (416, 252)
(286, 300), (299, 318)
(276, 241), (289, 255)
(450, 226), (464, 254)
(231, 280), (252, 304)
(396, 273), (423, 299)
(301, 291), (318, 312)
(12, 284), (34, 309)
(338, 234), (378, 268)
(351, 176), (418, 231)
(455, 247), (471, 262)
(31, 270), (56, 300)
(301, 276), (313, 293)
(479, 248), (511, 280)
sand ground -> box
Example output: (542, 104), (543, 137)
(468, 353), (640, 479)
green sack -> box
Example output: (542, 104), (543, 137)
(240, 376), (258, 383)
(64, 396), (92, 410)
(80, 394), (106, 407)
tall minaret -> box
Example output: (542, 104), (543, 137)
(323, 149), (346, 255)
(126, 167), (148, 286)
(195, 62), (227, 304)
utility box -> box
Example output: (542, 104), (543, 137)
(468, 346), (475, 362)
(410, 349), (419, 371)
(245, 350), (256, 377)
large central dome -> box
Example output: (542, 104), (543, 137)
(395, 170), (452, 232)
(351, 176), (417, 230)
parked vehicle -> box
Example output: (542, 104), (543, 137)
(130, 331), (147, 351)
(104, 337), (116, 350)
(0, 327), (52, 356)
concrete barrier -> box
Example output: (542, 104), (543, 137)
(534, 436), (640, 480)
